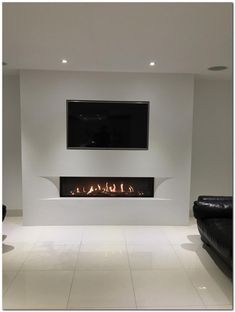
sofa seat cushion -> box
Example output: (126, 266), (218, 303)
(197, 218), (232, 260)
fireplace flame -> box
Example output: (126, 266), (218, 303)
(70, 181), (138, 196)
(105, 182), (109, 192)
(120, 183), (124, 192)
(129, 185), (134, 192)
(87, 185), (94, 194)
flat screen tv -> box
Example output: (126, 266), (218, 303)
(67, 100), (149, 149)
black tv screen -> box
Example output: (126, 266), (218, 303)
(67, 100), (149, 149)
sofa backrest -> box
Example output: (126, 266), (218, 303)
(193, 196), (233, 219)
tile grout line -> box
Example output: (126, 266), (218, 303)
(170, 224), (232, 307)
(65, 229), (84, 309)
(4, 220), (230, 310)
(2, 239), (38, 299)
(170, 238), (207, 308)
(2, 270), (20, 298)
(5, 240), (37, 272)
(123, 228), (138, 310)
(126, 224), (207, 309)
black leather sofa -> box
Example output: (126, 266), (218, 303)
(2, 204), (7, 221)
(193, 195), (233, 270)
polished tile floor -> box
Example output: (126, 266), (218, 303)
(2, 217), (233, 310)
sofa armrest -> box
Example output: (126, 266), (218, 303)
(193, 198), (232, 220)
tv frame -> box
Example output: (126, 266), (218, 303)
(66, 100), (150, 150)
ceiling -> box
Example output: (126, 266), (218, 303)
(3, 3), (232, 78)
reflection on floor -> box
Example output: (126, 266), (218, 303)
(2, 217), (233, 309)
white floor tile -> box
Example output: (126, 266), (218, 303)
(132, 269), (204, 308)
(22, 242), (79, 270)
(2, 217), (232, 310)
(2, 271), (19, 294)
(124, 226), (169, 245)
(36, 226), (83, 244)
(82, 226), (125, 244)
(77, 244), (129, 270)
(187, 267), (232, 306)
(127, 244), (182, 270)
(68, 270), (136, 309)
(205, 305), (233, 309)
(3, 270), (73, 309)
(3, 226), (41, 243)
(173, 243), (220, 270)
(162, 225), (201, 245)
(136, 305), (206, 309)
(3, 242), (35, 271)
(3, 217), (22, 236)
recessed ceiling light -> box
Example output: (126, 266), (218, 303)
(149, 61), (156, 67)
(62, 59), (68, 64)
(208, 66), (227, 71)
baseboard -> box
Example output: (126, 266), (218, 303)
(6, 209), (23, 217)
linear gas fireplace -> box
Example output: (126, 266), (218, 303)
(60, 177), (154, 197)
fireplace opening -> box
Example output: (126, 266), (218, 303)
(60, 177), (154, 197)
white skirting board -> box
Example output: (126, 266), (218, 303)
(6, 209), (23, 217)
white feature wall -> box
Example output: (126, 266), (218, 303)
(3, 75), (22, 214)
(190, 79), (233, 206)
(20, 70), (194, 225)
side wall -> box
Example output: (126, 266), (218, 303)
(190, 79), (233, 207)
(20, 70), (194, 225)
(3, 75), (22, 215)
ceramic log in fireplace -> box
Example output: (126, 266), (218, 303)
(60, 177), (154, 197)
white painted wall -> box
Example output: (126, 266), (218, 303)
(3, 75), (22, 214)
(190, 79), (233, 207)
(3, 72), (232, 224)
(20, 70), (194, 225)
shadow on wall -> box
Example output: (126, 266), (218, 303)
(154, 177), (172, 196)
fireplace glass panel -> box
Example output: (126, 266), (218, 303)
(60, 177), (154, 197)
